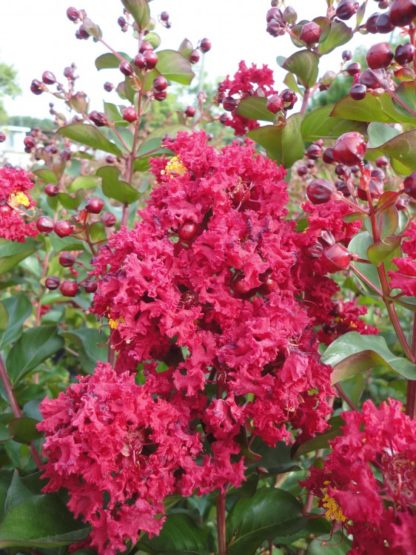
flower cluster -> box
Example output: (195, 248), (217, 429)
(304, 399), (416, 555)
(92, 130), (334, 443)
(390, 221), (416, 297)
(216, 61), (277, 135)
(38, 363), (204, 555)
(0, 167), (38, 241)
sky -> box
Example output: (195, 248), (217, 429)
(0, 0), (376, 119)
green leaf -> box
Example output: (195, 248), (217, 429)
(248, 113), (304, 168)
(95, 52), (129, 70)
(69, 176), (101, 192)
(367, 122), (401, 148)
(57, 193), (81, 210)
(6, 326), (64, 384)
(156, 50), (195, 85)
(96, 166), (140, 204)
(178, 38), (194, 58)
(0, 492), (88, 548)
(33, 168), (58, 184)
(283, 50), (319, 88)
(308, 532), (351, 554)
(293, 416), (342, 457)
(0, 239), (37, 275)
(8, 418), (41, 444)
(4, 472), (32, 514)
(0, 303), (8, 332)
(322, 331), (416, 383)
(121, 0), (150, 30)
(367, 237), (401, 265)
(63, 328), (108, 374)
(301, 104), (365, 141)
(331, 93), (415, 124)
(58, 124), (122, 156)
(138, 514), (210, 554)
(392, 81), (416, 121)
(367, 129), (416, 175)
(227, 488), (302, 555)
(0, 294), (32, 348)
(236, 97), (275, 122)
(247, 438), (300, 474)
(318, 20), (353, 54)
(349, 231), (381, 292)
(284, 72), (302, 94)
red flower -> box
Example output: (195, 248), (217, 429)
(217, 61), (277, 135)
(304, 399), (416, 554)
(390, 222), (416, 297)
(0, 167), (38, 241)
(38, 363), (204, 555)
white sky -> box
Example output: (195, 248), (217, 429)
(0, 0), (376, 118)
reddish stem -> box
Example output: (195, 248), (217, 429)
(216, 490), (227, 555)
(361, 169), (414, 363)
(0, 355), (41, 468)
(300, 88), (311, 115)
(406, 314), (416, 418)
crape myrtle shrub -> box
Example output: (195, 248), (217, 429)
(1, 0), (416, 554)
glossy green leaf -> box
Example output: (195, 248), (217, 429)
(121, 0), (150, 30)
(227, 488), (302, 555)
(392, 81), (416, 121)
(283, 50), (319, 88)
(308, 532), (351, 554)
(349, 231), (381, 292)
(4, 472), (31, 513)
(367, 129), (416, 175)
(8, 418), (41, 444)
(95, 52), (129, 70)
(0, 294), (32, 348)
(178, 38), (194, 58)
(0, 303), (8, 332)
(6, 326), (64, 384)
(96, 166), (140, 204)
(284, 72), (302, 94)
(301, 104), (365, 141)
(58, 124), (122, 156)
(248, 113), (304, 167)
(33, 168), (58, 184)
(293, 416), (342, 457)
(247, 438), (300, 474)
(0, 239), (37, 275)
(138, 514), (210, 554)
(322, 331), (416, 383)
(156, 50), (195, 85)
(69, 176), (100, 192)
(367, 237), (401, 265)
(0, 491), (88, 548)
(367, 122), (400, 148)
(236, 97), (275, 122)
(63, 328), (108, 374)
(331, 93), (414, 124)
(318, 20), (353, 54)
(57, 192), (81, 210)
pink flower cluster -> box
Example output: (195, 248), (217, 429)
(390, 221), (416, 297)
(40, 132), (373, 554)
(0, 166), (38, 241)
(304, 399), (416, 555)
(216, 61), (277, 135)
(39, 364), (203, 555)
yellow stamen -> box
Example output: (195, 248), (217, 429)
(109, 318), (120, 330)
(9, 192), (30, 209)
(163, 156), (187, 177)
(321, 483), (347, 523)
